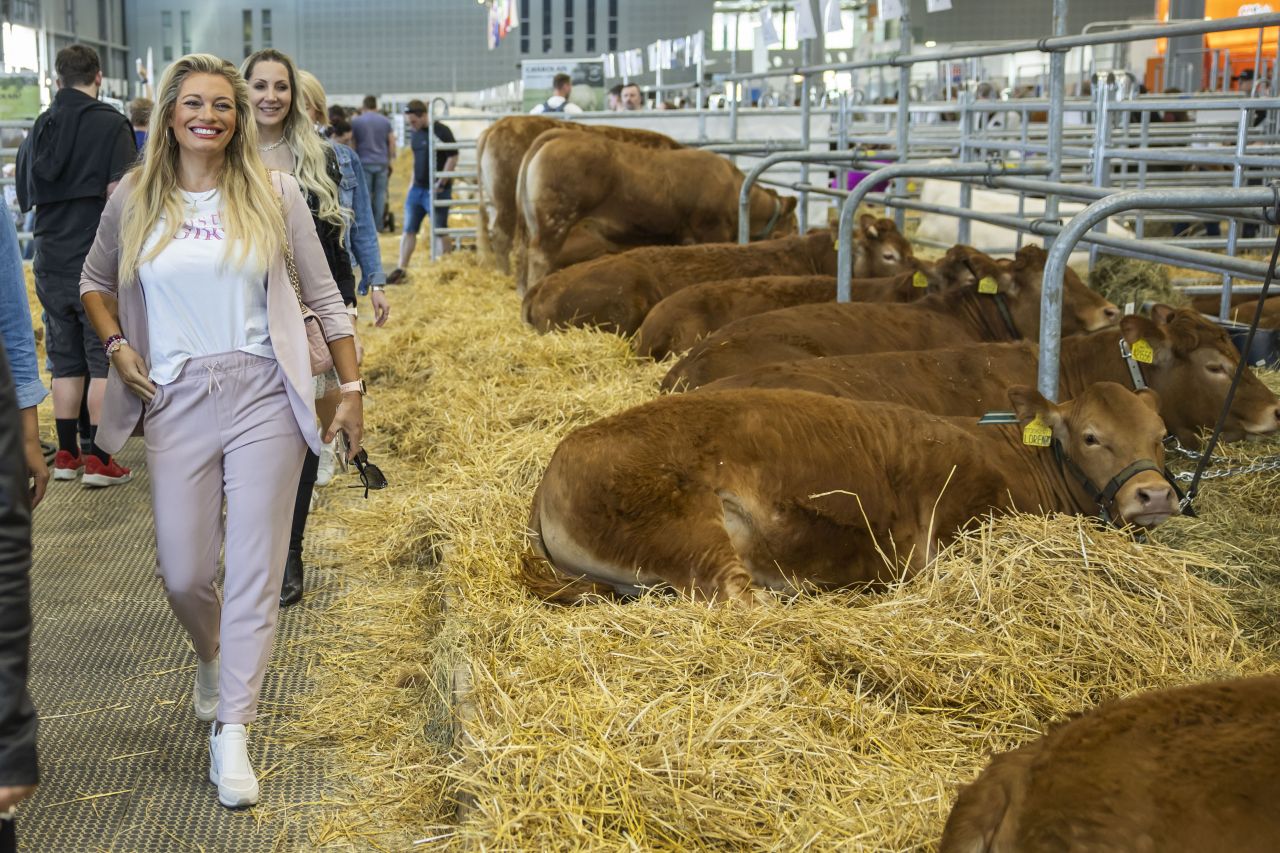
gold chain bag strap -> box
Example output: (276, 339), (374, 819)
(271, 171), (334, 376)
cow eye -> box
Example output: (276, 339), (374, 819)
(882, 251), (896, 261)
(1083, 433), (1100, 446)
(1206, 363), (1227, 375)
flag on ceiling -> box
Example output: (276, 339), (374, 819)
(797, 0), (818, 40)
(823, 0), (844, 34)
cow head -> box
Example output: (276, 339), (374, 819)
(1008, 382), (1179, 529)
(855, 214), (915, 278)
(918, 244), (997, 293)
(747, 188), (798, 240)
(990, 246), (1120, 337)
(1124, 305), (1280, 445)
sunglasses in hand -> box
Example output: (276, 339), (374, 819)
(336, 432), (389, 498)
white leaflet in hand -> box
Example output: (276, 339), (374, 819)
(926, 0), (953, 12)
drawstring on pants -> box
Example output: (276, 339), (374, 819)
(206, 363), (223, 395)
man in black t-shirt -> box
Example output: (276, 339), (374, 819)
(16, 45), (136, 487)
(387, 100), (457, 283)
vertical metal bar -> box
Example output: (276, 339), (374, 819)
(728, 81), (739, 167)
(1037, 0), (1069, 400)
(428, 110), (439, 261)
(1209, 49), (1218, 91)
(836, 92), (850, 199)
(1088, 75), (1112, 270)
(957, 91), (972, 245)
(1135, 109), (1149, 238)
(893, 10), (911, 231)
(1220, 108), (1249, 321)
(800, 71), (812, 232)
(1255, 26), (1265, 87)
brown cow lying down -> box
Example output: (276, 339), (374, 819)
(940, 674), (1280, 853)
(522, 230), (832, 334)
(516, 129), (798, 291)
(700, 306), (1280, 446)
(634, 244), (990, 360)
(662, 246), (1120, 391)
(522, 383), (1177, 605)
(476, 116), (682, 273)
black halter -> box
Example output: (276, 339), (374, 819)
(1050, 439), (1190, 526)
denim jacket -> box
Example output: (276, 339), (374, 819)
(0, 213), (46, 410)
(332, 141), (386, 295)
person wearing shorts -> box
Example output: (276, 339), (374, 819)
(387, 101), (456, 283)
(16, 44), (136, 487)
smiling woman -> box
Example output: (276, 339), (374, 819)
(76, 53), (363, 813)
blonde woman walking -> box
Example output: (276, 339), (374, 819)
(241, 49), (386, 608)
(80, 54), (364, 808)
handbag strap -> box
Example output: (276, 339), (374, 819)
(268, 169), (308, 313)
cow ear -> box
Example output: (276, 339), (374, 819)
(783, 196), (798, 214)
(968, 254), (1014, 294)
(1121, 315), (1173, 364)
(877, 217), (897, 234)
(1135, 388), (1163, 415)
(1150, 303), (1178, 325)
(1007, 385), (1063, 432)
(859, 213), (878, 238)
(1015, 244), (1047, 266)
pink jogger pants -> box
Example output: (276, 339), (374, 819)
(144, 351), (307, 724)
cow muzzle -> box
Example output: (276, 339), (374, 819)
(1114, 470), (1181, 529)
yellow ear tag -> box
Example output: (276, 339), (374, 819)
(978, 276), (999, 295)
(1131, 339), (1154, 364)
(912, 271), (928, 288)
(1022, 416), (1053, 447)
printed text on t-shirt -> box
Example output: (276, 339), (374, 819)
(174, 212), (225, 241)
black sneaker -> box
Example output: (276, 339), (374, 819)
(386, 268), (407, 284)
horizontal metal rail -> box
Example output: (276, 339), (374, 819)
(1039, 187), (1280, 399)
(736, 151), (900, 244)
(836, 162), (1052, 302)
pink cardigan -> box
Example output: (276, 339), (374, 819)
(79, 171), (354, 455)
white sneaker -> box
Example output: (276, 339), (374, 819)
(315, 437), (337, 488)
(208, 723), (259, 808)
(193, 656), (219, 722)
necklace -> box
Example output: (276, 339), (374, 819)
(258, 137), (286, 152)
(180, 186), (218, 213)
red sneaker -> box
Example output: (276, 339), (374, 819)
(52, 450), (85, 480)
(82, 456), (133, 487)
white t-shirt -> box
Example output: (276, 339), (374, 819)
(139, 189), (274, 384)
(530, 94), (584, 115)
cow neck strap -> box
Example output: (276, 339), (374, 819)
(967, 289), (1021, 341)
(992, 292), (1020, 340)
(752, 197), (783, 240)
(1117, 338), (1149, 391)
(1050, 439), (1180, 526)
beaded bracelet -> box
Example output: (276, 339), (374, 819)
(103, 334), (127, 357)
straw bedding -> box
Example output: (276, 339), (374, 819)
(290, 246), (1280, 850)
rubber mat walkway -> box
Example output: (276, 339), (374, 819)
(15, 437), (340, 852)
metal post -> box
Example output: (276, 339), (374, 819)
(1088, 74), (1113, 269)
(1037, 0), (1069, 401)
(957, 91), (972, 245)
(799, 71), (812, 232)
(1135, 109), (1150, 238)
(1220, 108), (1249, 320)
(893, 9), (912, 231)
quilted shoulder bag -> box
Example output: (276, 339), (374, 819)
(272, 171), (334, 376)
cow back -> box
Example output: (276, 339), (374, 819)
(662, 292), (1007, 391)
(698, 344), (1040, 412)
(941, 675), (1280, 853)
(523, 232), (835, 335)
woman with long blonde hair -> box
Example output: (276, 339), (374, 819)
(240, 48), (377, 610)
(80, 53), (364, 809)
